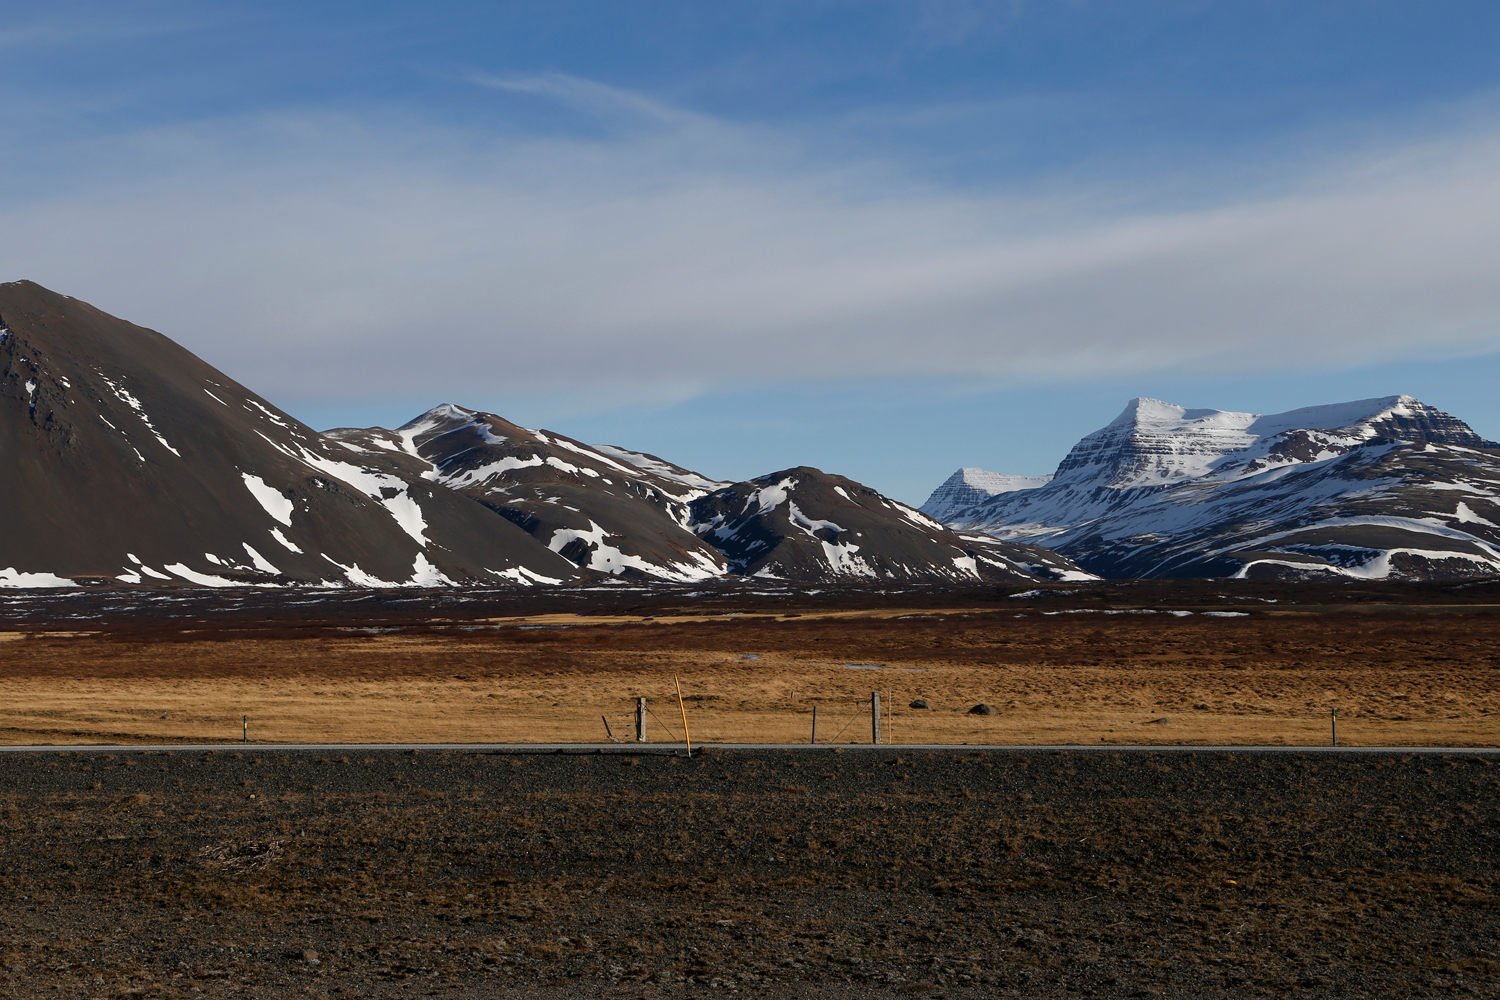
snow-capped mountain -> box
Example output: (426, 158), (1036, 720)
(943, 396), (1500, 580)
(0, 280), (1086, 589)
(0, 280), (579, 588)
(326, 405), (730, 582)
(919, 468), (1053, 521)
(689, 467), (1091, 583)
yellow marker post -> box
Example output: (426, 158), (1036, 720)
(674, 676), (692, 757)
(243, 715), (248, 744)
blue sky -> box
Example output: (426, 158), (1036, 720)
(4, 1), (1500, 503)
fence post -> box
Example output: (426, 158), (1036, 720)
(811, 705), (818, 745)
(1331, 707), (1337, 747)
(636, 698), (647, 742)
(675, 676), (692, 757)
(871, 692), (881, 745)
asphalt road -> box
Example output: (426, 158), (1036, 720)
(0, 741), (1495, 753)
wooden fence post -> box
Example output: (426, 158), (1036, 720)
(811, 705), (818, 745)
(871, 692), (881, 745)
(636, 698), (647, 742)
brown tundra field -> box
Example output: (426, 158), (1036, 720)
(0, 578), (1497, 998)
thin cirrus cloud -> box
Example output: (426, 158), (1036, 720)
(1, 72), (1498, 414)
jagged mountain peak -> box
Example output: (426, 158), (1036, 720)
(1051, 394), (1492, 491)
(940, 393), (1500, 582)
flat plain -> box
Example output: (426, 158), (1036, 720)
(0, 579), (1497, 748)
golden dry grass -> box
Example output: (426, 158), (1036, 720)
(1, 607), (1496, 746)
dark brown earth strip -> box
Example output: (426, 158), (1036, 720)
(0, 747), (1495, 999)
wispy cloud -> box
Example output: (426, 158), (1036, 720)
(1, 74), (1498, 415)
(471, 73), (701, 128)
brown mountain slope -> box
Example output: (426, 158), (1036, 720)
(0, 280), (577, 587)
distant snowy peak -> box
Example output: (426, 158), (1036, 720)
(944, 393), (1500, 582)
(1054, 398), (1265, 489)
(1053, 395), (1495, 490)
(919, 467), (1052, 520)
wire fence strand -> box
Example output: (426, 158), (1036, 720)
(823, 705), (867, 744)
(597, 699), (886, 745)
(643, 705), (682, 743)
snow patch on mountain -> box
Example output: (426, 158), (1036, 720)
(253, 429), (436, 546)
(0, 567), (77, 588)
(589, 444), (724, 494)
(490, 565), (566, 586)
(241, 473), (294, 526)
(407, 553), (456, 587)
(1453, 502), (1500, 527)
(98, 372), (182, 457)
(546, 520), (721, 581)
(269, 528), (303, 553)
(241, 544), (280, 574)
(320, 557), (401, 588)
(163, 563), (255, 587)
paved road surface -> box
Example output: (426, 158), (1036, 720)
(0, 742), (1494, 754)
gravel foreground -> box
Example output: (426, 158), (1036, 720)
(0, 747), (1496, 999)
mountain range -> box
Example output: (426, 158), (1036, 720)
(0, 280), (1086, 588)
(928, 396), (1500, 580)
(12, 278), (1495, 588)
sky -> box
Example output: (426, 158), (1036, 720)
(3, 1), (1500, 504)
